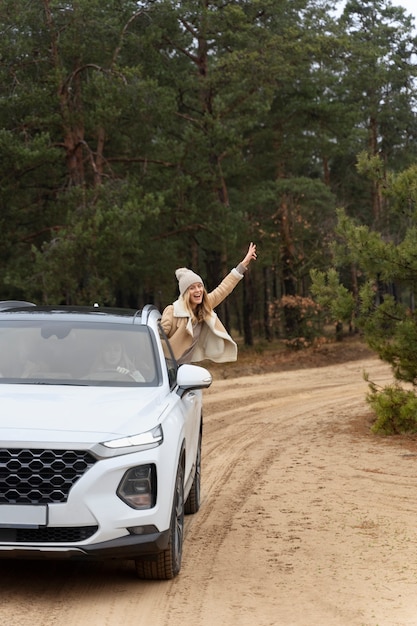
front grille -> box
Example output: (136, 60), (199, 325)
(0, 526), (98, 543)
(0, 448), (97, 504)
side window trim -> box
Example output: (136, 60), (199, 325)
(158, 322), (178, 389)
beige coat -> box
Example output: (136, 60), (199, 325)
(160, 268), (244, 363)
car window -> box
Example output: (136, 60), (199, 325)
(0, 321), (160, 386)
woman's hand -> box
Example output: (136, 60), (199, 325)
(241, 242), (257, 268)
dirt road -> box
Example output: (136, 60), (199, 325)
(1, 356), (417, 626)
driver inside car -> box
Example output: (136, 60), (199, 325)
(90, 339), (144, 382)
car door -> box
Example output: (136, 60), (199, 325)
(160, 332), (201, 487)
(178, 383), (201, 484)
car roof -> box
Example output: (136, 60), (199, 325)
(0, 302), (161, 326)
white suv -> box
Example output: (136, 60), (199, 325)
(0, 302), (212, 579)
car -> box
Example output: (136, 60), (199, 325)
(0, 301), (212, 579)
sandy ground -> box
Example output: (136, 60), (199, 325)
(1, 355), (417, 626)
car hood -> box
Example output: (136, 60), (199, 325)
(0, 384), (170, 444)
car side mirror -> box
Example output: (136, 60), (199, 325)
(176, 364), (212, 396)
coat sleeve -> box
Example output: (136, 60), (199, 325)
(207, 268), (244, 309)
(160, 304), (174, 338)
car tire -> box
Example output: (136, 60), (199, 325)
(184, 428), (201, 515)
(135, 459), (185, 580)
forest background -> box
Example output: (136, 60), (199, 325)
(2, 0), (417, 348)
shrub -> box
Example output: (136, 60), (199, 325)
(270, 295), (324, 344)
(366, 378), (417, 434)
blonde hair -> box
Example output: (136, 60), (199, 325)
(182, 288), (212, 323)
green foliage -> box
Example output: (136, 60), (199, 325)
(311, 159), (417, 433)
(366, 377), (417, 434)
(310, 268), (355, 325)
(4, 181), (164, 305)
(0, 0), (417, 352)
(359, 295), (417, 385)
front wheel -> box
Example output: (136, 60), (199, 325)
(135, 460), (184, 580)
(184, 430), (201, 515)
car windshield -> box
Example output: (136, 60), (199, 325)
(0, 321), (160, 386)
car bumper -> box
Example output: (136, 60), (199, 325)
(0, 528), (170, 560)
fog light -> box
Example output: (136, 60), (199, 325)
(117, 464), (157, 509)
(128, 525), (158, 535)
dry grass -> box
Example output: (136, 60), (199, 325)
(204, 333), (376, 380)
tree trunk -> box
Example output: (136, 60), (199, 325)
(280, 196), (298, 335)
(243, 275), (254, 346)
(263, 266), (273, 342)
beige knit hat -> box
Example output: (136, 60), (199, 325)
(175, 267), (204, 296)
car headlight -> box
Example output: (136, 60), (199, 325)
(117, 464), (157, 509)
(103, 424), (163, 450)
